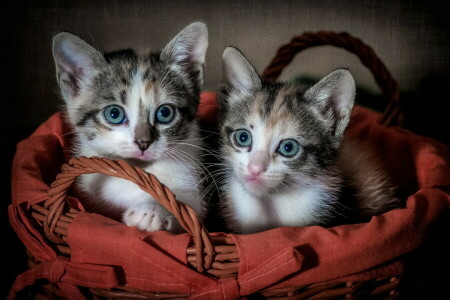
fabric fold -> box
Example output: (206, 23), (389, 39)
(7, 255), (118, 300)
(190, 247), (303, 299)
(67, 211), (215, 294)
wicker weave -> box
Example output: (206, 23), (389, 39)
(26, 31), (404, 299)
(30, 156), (400, 299)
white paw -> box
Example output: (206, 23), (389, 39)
(123, 205), (176, 232)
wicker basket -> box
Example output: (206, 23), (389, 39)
(8, 32), (450, 300)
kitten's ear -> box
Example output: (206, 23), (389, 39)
(220, 47), (261, 97)
(304, 69), (356, 138)
(52, 32), (106, 101)
(161, 22), (208, 85)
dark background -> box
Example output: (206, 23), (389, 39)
(2, 0), (449, 298)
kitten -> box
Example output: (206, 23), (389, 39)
(217, 47), (401, 234)
(52, 22), (208, 232)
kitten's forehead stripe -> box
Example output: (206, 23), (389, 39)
(260, 82), (282, 119)
(120, 91), (126, 104)
(138, 98), (148, 117)
(145, 81), (154, 94)
(250, 93), (264, 119)
(224, 100), (252, 130)
(104, 49), (136, 63)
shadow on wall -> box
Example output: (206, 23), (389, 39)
(401, 72), (450, 147)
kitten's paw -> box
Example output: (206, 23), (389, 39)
(123, 206), (176, 232)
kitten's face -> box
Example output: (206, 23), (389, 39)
(221, 84), (331, 195)
(218, 47), (355, 196)
(69, 52), (199, 161)
(52, 22), (208, 162)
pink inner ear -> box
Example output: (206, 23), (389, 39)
(247, 152), (270, 176)
(333, 79), (355, 118)
(59, 40), (95, 79)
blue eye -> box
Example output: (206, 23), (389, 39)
(278, 139), (300, 157)
(234, 129), (252, 147)
(104, 105), (127, 124)
(156, 105), (175, 123)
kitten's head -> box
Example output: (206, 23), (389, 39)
(52, 22), (208, 162)
(218, 47), (355, 196)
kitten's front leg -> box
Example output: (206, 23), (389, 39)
(83, 173), (191, 232)
(86, 174), (183, 232)
(123, 202), (182, 232)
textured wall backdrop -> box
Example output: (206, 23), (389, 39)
(6, 0), (450, 129)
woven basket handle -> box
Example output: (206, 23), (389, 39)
(40, 156), (214, 273)
(261, 31), (401, 126)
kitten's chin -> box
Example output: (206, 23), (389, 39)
(117, 151), (160, 167)
(237, 172), (287, 196)
(128, 150), (160, 161)
(244, 175), (265, 187)
(125, 157), (155, 168)
(238, 175), (269, 195)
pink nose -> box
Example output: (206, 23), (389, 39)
(247, 152), (269, 176)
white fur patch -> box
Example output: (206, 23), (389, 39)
(226, 176), (333, 234)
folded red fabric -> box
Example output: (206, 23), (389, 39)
(8, 92), (450, 299)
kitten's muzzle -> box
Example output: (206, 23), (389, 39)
(135, 140), (151, 151)
(247, 151), (270, 176)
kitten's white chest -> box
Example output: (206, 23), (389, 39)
(228, 178), (330, 233)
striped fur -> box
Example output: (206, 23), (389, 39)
(52, 22), (208, 232)
(217, 47), (401, 234)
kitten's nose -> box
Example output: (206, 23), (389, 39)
(135, 140), (151, 151)
(247, 152), (269, 176)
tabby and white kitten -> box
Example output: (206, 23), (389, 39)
(217, 47), (401, 234)
(52, 22), (208, 232)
